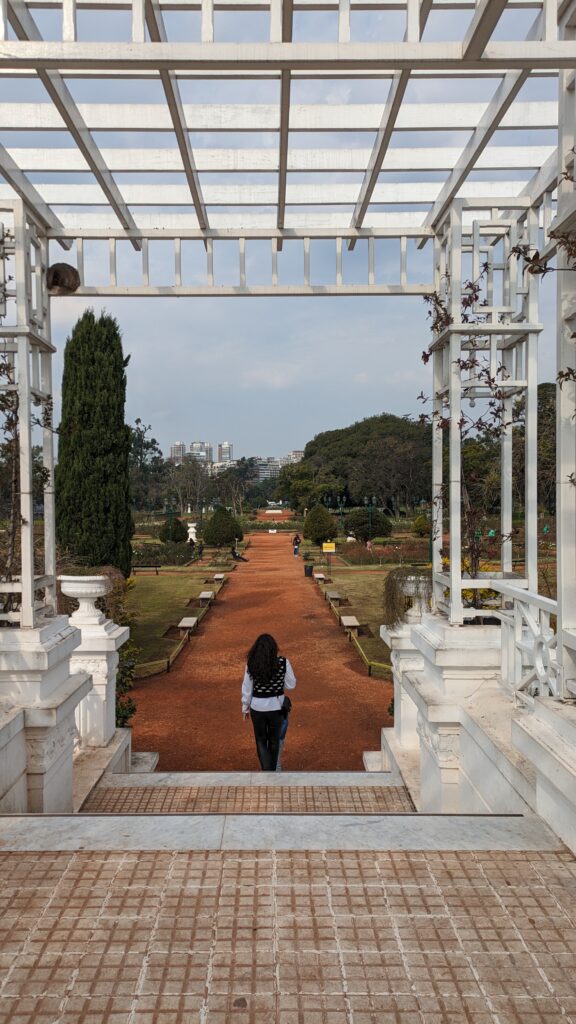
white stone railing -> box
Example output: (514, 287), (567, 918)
(494, 582), (559, 703)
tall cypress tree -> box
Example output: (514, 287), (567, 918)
(56, 310), (133, 576)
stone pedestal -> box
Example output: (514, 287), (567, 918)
(0, 616), (91, 812)
(60, 577), (129, 748)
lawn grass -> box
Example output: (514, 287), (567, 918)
(126, 570), (214, 664)
(327, 567), (392, 678)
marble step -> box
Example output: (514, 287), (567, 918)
(0, 809), (561, 852)
(97, 770), (407, 788)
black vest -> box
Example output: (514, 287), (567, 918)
(252, 657), (286, 698)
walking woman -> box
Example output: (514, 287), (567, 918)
(242, 633), (296, 771)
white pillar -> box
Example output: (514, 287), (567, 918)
(60, 576), (129, 747)
(556, 40), (576, 698)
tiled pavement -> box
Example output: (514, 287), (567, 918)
(82, 786), (416, 815)
(0, 847), (575, 1023)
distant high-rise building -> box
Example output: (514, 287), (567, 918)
(255, 457), (281, 481)
(286, 450), (304, 463)
(218, 441), (233, 463)
(169, 442), (187, 465)
(189, 441), (213, 464)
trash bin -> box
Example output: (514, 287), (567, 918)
(304, 564), (313, 577)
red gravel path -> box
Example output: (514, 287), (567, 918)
(131, 531), (393, 771)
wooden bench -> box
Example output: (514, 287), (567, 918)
(340, 615), (360, 636)
(326, 590), (343, 604)
(313, 573), (325, 584)
(133, 564), (160, 576)
(213, 573), (226, 584)
(178, 616), (198, 636)
(199, 590), (215, 606)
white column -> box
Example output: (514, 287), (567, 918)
(556, 19), (576, 697)
(447, 206), (463, 624)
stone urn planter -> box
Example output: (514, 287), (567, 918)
(59, 575), (110, 625)
(382, 566), (432, 628)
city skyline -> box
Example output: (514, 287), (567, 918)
(168, 439), (304, 466)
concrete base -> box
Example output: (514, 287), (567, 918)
(513, 698), (576, 854)
(130, 752), (160, 773)
(73, 728), (132, 811)
(382, 612), (540, 820)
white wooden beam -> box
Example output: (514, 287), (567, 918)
(421, 70), (531, 238)
(0, 39), (575, 73)
(277, 0), (293, 238)
(5, 178), (530, 206)
(52, 210), (434, 231)
(349, 0), (433, 240)
(5, 144), (555, 173)
(462, 0), (509, 60)
(0, 100), (557, 132)
(0, 141), (67, 236)
(145, 0), (209, 232)
(9, 0), (554, 11)
(7, 0), (142, 248)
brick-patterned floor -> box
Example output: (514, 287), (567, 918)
(0, 848), (575, 1022)
(82, 786), (416, 815)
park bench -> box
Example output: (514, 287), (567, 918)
(199, 590), (215, 606)
(313, 573), (325, 584)
(178, 616), (198, 636)
(341, 615), (360, 637)
(133, 564), (160, 575)
(326, 590), (343, 604)
(213, 573), (226, 584)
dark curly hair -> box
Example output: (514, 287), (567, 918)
(247, 633), (279, 685)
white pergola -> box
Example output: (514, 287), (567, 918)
(1, 0), (575, 707)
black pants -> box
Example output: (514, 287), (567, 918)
(250, 709), (283, 771)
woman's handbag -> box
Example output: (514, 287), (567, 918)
(281, 695), (292, 718)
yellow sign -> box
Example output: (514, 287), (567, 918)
(322, 542), (336, 553)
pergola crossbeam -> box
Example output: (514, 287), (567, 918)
(462, 0), (510, 60)
(349, 0), (433, 243)
(1, 40), (576, 72)
(3, 144), (556, 174)
(276, 0), (293, 242)
(7, 0), (142, 248)
(145, 0), (209, 233)
(0, 141), (68, 239)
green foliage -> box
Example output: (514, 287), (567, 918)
(158, 517), (188, 543)
(132, 541), (191, 567)
(412, 514), (429, 537)
(129, 418), (167, 511)
(97, 571), (138, 727)
(55, 310), (133, 576)
(303, 504), (335, 545)
(382, 566), (432, 628)
(345, 508), (392, 543)
(204, 507), (244, 546)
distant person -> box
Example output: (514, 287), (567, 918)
(196, 542), (204, 561)
(292, 533), (301, 557)
(242, 633), (296, 771)
(231, 545), (249, 562)
(366, 538), (373, 555)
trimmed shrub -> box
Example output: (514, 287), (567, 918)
(56, 310), (133, 575)
(345, 508), (392, 543)
(303, 504), (335, 545)
(412, 514), (430, 537)
(204, 507), (244, 547)
(158, 517), (188, 543)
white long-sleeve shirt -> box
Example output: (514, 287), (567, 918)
(242, 658), (296, 714)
